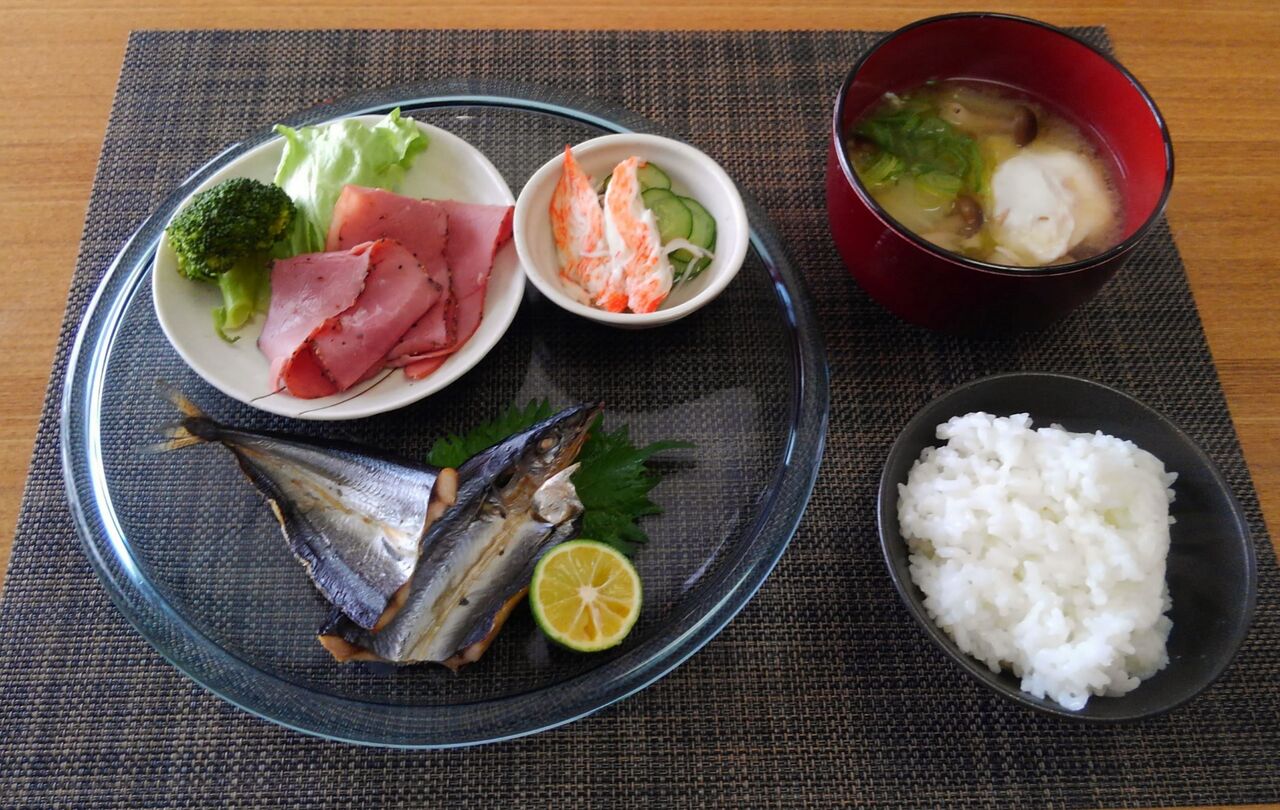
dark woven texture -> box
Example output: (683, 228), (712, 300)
(1, 28), (1277, 808)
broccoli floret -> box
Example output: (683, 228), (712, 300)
(166, 177), (295, 281)
(165, 178), (295, 340)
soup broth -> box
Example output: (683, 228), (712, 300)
(847, 81), (1123, 268)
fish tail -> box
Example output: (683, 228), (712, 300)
(143, 422), (208, 453)
(143, 383), (222, 453)
(157, 381), (204, 419)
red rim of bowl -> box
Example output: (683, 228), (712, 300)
(832, 11), (1176, 278)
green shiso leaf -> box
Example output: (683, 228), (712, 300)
(571, 415), (691, 555)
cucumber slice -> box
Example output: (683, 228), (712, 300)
(670, 255), (690, 280)
(670, 196), (717, 271)
(642, 188), (693, 243)
(681, 196), (716, 249)
(636, 163), (672, 191)
(672, 256), (711, 282)
(600, 162), (672, 194)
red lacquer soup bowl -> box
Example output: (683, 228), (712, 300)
(826, 13), (1174, 333)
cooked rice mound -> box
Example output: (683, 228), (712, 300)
(898, 412), (1176, 710)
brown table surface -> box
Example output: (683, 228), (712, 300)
(0, 3), (1276, 806)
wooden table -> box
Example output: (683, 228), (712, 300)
(0, 2), (1275, 806)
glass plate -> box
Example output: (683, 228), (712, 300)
(62, 81), (829, 747)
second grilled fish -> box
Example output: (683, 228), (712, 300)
(152, 389), (457, 630)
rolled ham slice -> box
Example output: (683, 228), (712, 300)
(310, 240), (441, 392)
(438, 199), (514, 351)
(328, 186), (456, 355)
(281, 346), (341, 399)
(390, 200), (514, 374)
(402, 356), (448, 380)
(259, 247), (374, 398)
(383, 300), (455, 366)
(312, 186), (515, 385)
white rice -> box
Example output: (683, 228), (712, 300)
(897, 412), (1176, 710)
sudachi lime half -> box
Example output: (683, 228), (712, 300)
(530, 540), (642, 652)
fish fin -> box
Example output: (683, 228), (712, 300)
(141, 421), (207, 454)
(156, 381), (206, 419)
(145, 384), (223, 453)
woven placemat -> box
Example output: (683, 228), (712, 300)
(1, 29), (1276, 808)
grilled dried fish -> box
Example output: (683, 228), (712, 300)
(319, 402), (600, 669)
(151, 388), (457, 629)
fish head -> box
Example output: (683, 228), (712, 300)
(457, 402), (602, 505)
(498, 403), (600, 501)
(523, 402), (600, 477)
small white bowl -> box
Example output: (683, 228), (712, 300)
(513, 133), (749, 328)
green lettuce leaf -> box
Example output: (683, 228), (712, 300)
(427, 402), (691, 555)
(273, 108), (428, 256)
(855, 97), (985, 197)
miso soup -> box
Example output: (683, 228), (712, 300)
(847, 81), (1122, 267)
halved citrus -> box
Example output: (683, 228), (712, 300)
(530, 540), (642, 652)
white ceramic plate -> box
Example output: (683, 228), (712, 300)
(152, 116), (523, 420)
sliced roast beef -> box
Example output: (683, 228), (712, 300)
(259, 247), (374, 397)
(310, 240), (441, 392)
